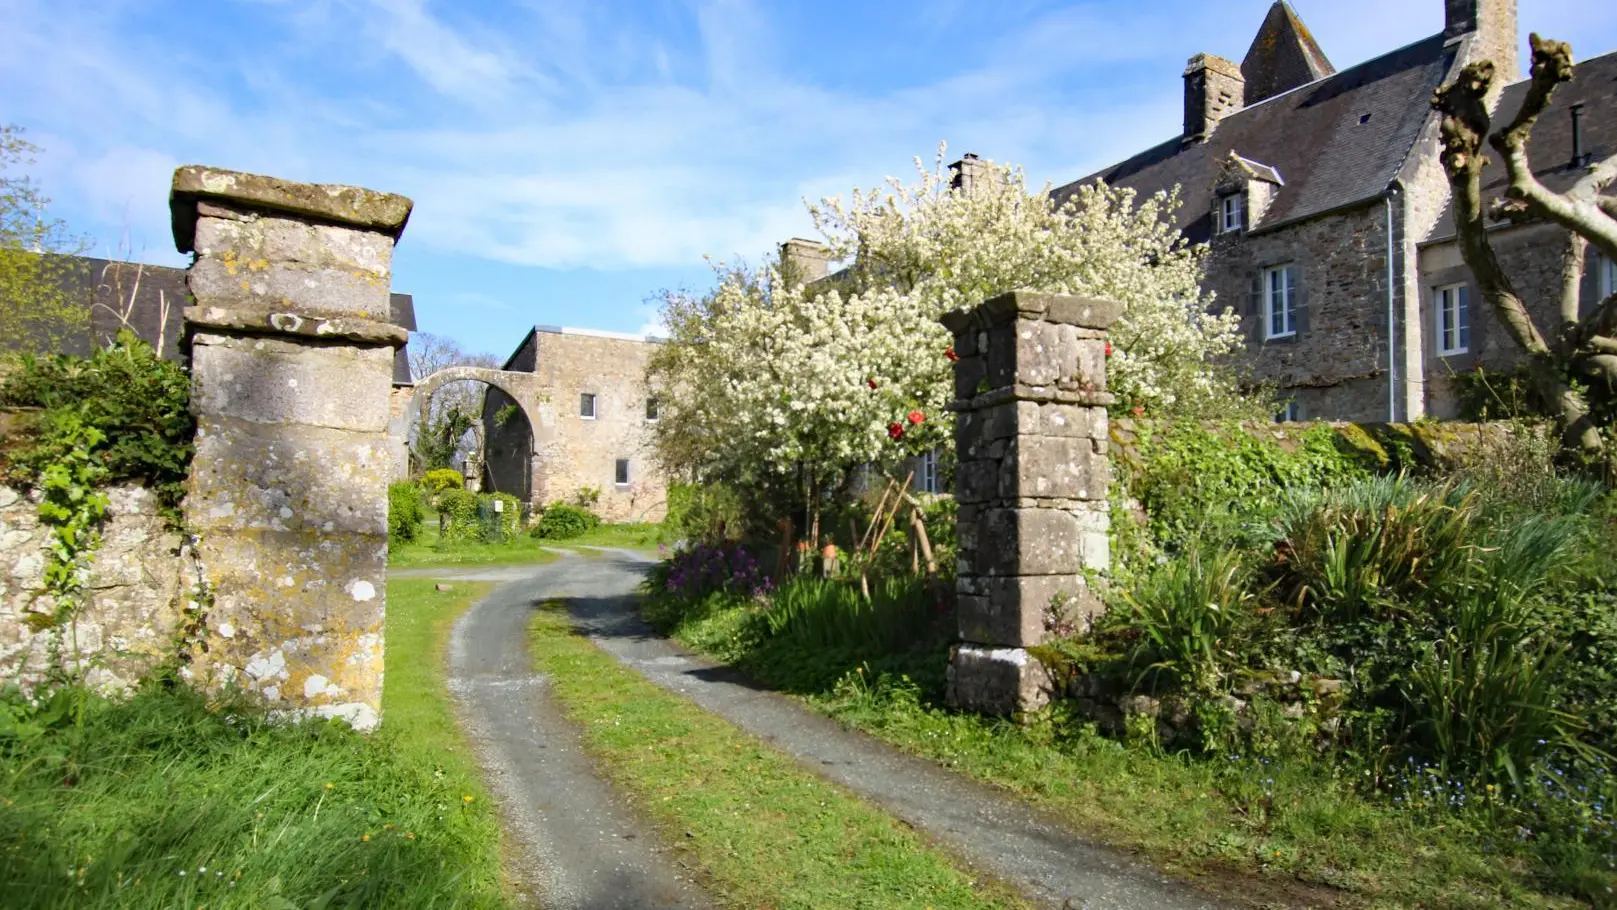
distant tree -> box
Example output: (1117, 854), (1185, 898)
(0, 125), (88, 355)
(1434, 35), (1617, 458)
(406, 332), (500, 474)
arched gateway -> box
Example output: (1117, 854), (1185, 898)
(397, 366), (550, 504)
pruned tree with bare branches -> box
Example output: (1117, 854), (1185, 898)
(406, 332), (500, 474)
(1433, 34), (1617, 458)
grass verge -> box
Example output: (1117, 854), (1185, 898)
(526, 600), (1029, 910)
(392, 519), (665, 568)
(0, 579), (506, 909)
(651, 595), (1604, 910)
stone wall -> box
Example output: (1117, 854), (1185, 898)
(0, 484), (197, 694)
(1206, 202), (1398, 422)
(1418, 223), (1609, 417)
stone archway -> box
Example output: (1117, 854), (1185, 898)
(399, 366), (549, 504)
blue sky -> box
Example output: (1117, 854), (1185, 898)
(4, 0), (1614, 359)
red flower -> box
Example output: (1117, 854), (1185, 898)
(867, 378), (879, 390)
(1104, 341), (1113, 357)
(907, 409), (925, 425)
(887, 422), (905, 440)
(1131, 405), (1145, 418)
(944, 347), (959, 362)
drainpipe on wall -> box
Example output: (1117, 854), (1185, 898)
(1385, 190), (1399, 423)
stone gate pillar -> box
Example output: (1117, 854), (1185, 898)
(172, 166), (413, 731)
(941, 291), (1118, 715)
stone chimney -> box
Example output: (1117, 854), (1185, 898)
(949, 153), (992, 196)
(779, 238), (831, 286)
(1445, 0), (1520, 83)
(1184, 54), (1246, 143)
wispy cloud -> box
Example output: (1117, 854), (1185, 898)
(4, 0), (1613, 280)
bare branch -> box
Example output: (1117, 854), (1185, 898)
(1560, 233), (1587, 333)
(1433, 60), (1553, 355)
(1488, 35), (1617, 264)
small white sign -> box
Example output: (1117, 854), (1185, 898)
(492, 499), (504, 513)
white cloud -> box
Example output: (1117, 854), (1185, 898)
(3, 0), (1613, 278)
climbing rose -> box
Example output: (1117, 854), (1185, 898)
(888, 422), (905, 440)
(867, 378), (878, 390)
(1105, 341), (1113, 357)
(907, 410), (925, 425)
(944, 347), (958, 362)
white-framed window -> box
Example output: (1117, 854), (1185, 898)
(614, 458), (630, 485)
(1275, 400), (1301, 423)
(645, 397), (659, 421)
(1219, 193), (1244, 234)
(1600, 253), (1617, 300)
(1263, 264), (1298, 339)
(917, 449), (941, 494)
(1434, 283), (1471, 356)
(580, 392), (597, 419)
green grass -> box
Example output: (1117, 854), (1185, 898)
(526, 600), (1030, 910)
(0, 579), (508, 909)
(390, 518), (561, 567)
(650, 592), (1608, 910)
(391, 517), (666, 567)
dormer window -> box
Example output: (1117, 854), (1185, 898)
(1218, 193), (1245, 234)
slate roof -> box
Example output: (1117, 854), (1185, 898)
(1241, 1), (1336, 105)
(4, 254), (420, 382)
(390, 292), (417, 384)
(1426, 50), (1617, 243)
(1055, 33), (1458, 244)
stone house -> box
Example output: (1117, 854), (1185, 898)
(481, 326), (667, 523)
(1050, 0), (1616, 421)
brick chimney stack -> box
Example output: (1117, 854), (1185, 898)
(1183, 54), (1245, 143)
(1445, 0), (1520, 83)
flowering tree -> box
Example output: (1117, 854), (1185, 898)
(648, 148), (1246, 532)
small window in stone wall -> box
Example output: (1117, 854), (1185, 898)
(580, 393), (597, 419)
(917, 449), (941, 494)
(645, 397), (659, 421)
(614, 458), (630, 485)
(1435, 283), (1470, 356)
(1601, 253), (1617, 301)
(1274, 400), (1301, 423)
(1218, 193), (1244, 234)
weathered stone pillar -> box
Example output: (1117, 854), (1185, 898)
(172, 166), (413, 731)
(942, 292), (1117, 715)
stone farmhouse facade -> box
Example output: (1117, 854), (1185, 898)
(479, 326), (667, 523)
(780, 0), (1615, 424)
(1054, 0), (1616, 421)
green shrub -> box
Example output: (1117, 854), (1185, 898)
(764, 576), (936, 653)
(1122, 421), (1371, 556)
(1120, 549), (1252, 694)
(665, 481), (743, 544)
(482, 492), (522, 542)
(0, 330), (193, 513)
(436, 488), (479, 543)
(387, 482), (424, 544)
(420, 468), (464, 495)
(1267, 476), (1479, 624)
(531, 503), (599, 540)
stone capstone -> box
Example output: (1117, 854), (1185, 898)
(171, 165), (413, 252)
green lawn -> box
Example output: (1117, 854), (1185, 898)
(0, 579), (508, 909)
(527, 601), (1030, 910)
(390, 517), (667, 568)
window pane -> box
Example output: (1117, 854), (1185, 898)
(646, 398), (659, 420)
(1284, 267), (1297, 332)
(580, 393), (595, 417)
(615, 459), (629, 484)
